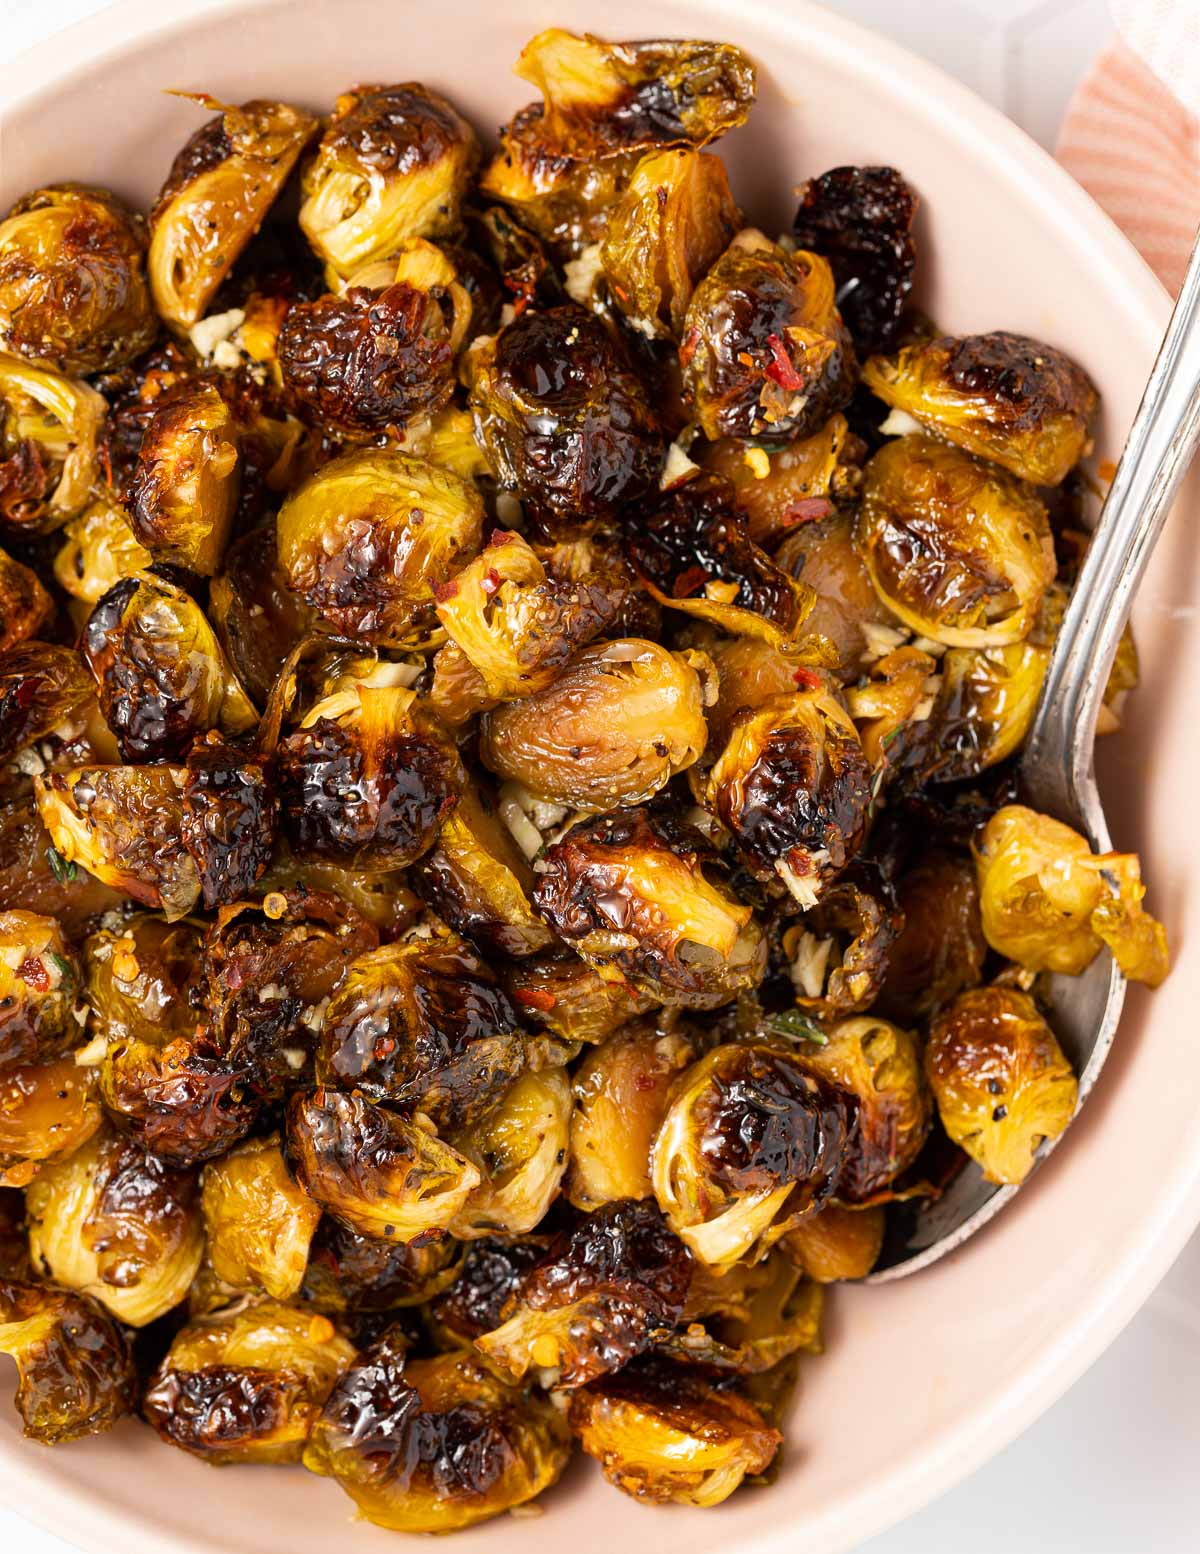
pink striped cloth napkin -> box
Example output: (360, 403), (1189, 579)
(1056, 0), (1199, 298)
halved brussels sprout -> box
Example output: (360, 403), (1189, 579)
(842, 643), (941, 766)
(0, 911), (80, 1069)
(926, 985), (1078, 1185)
(783, 1202), (885, 1282)
(208, 522), (316, 707)
(0, 1058), (101, 1188)
(276, 448), (482, 644)
(500, 950), (658, 1045)
(856, 434), (1055, 647)
(877, 850), (986, 1023)
(705, 1248), (825, 1370)
(0, 794), (123, 932)
(180, 736), (278, 910)
(0, 642), (92, 767)
(0, 1277), (137, 1442)
(286, 1088), (480, 1241)
(429, 1236), (548, 1342)
(0, 185), (156, 373)
(143, 1298), (356, 1463)
(98, 1030), (259, 1166)
(83, 914), (200, 1046)
(450, 1067), (572, 1237)
(0, 546), (51, 651)
(53, 498), (153, 605)
(305, 1336), (570, 1531)
(862, 330), (1098, 486)
(0, 353), (105, 531)
(700, 414), (862, 551)
(301, 1217), (461, 1314)
(200, 1135), (321, 1301)
(569, 1361), (780, 1505)
(533, 809), (766, 1009)
(149, 95), (318, 329)
(26, 1128), (203, 1325)
(480, 639), (712, 810)
(783, 867), (901, 1019)
(974, 804), (1168, 985)
(299, 84), (478, 282)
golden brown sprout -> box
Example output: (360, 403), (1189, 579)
(450, 1067), (573, 1237)
(149, 96), (318, 329)
(974, 804), (1168, 985)
(783, 1203), (885, 1282)
(842, 643), (940, 767)
(696, 630), (806, 749)
(0, 911), (80, 1070)
(0, 1278), (137, 1442)
(98, 1028), (259, 1166)
(0, 546), (51, 651)
(0, 185), (155, 373)
(773, 511), (890, 685)
(208, 521), (317, 707)
(0, 353), (105, 532)
(700, 414), (862, 550)
(0, 795), (121, 933)
(480, 639), (711, 810)
(926, 985), (1078, 1185)
(500, 951), (657, 1045)
(83, 915), (200, 1046)
(305, 1337), (570, 1531)
(299, 84), (478, 282)
(143, 1299), (356, 1464)
(0, 1059), (101, 1188)
(709, 1249), (825, 1370)
(782, 868), (901, 1019)
(26, 1129), (203, 1325)
(862, 330), (1098, 486)
(856, 434), (1055, 647)
(878, 850), (987, 1022)
(201, 1138), (319, 1302)
(652, 1043), (853, 1269)
(0, 642), (91, 769)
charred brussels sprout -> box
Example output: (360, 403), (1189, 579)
(201, 1136), (321, 1300)
(26, 1129), (203, 1325)
(275, 448), (482, 644)
(480, 639), (712, 810)
(429, 1236), (547, 1342)
(862, 331), (1098, 487)
(209, 522), (316, 707)
(0, 353), (105, 532)
(878, 850), (986, 1022)
(926, 986), (1078, 1185)
(681, 231), (855, 442)
(533, 809), (766, 1009)
(856, 434), (1055, 646)
(0, 795), (123, 932)
(299, 84), (479, 282)
(53, 498), (153, 605)
(450, 1067), (572, 1238)
(0, 911), (80, 1069)
(304, 1336), (570, 1531)
(180, 736), (277, 910)
(651, 1042), (852, 1269)
(0, 1278), (137, 1442)
(149, 96), (318, 329)
(0, 642), (93, 766)
(783, 1202), (885, 1282)
(285, 1088), (480, 1241)
(0, 546), (51, 651)
(0, 185), (156, 373)
(0, 1058), (101, 1188)
(974, 804), (1168, 985)
(83, 915), (201, 1046)
(301, 1217), (460, 1316)
(782, 868), (901, 1018)
(469, 306), (663, 534)
(143, 1299), (356, 1464)
(500, 950), (657, 1045)
(98, 1029), (258, 1166)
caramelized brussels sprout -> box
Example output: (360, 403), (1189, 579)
(469, 306), (663, 533)
(0, 795), (123, 933)
(301, 1217), (460, 1314)
(772, 509), (898, 677)
(706, 1248), (825, 1370)
(304, 1337), (570, 1531)
(208, 522), (316, 706)
(0, 185), (156, 373)
(149, 96), (318, 329)
(0, 1277), (137, 1442)
(696, 628), (820, 750)
(856, 434), (1055, 647)
(500, 950), (657, 1045)
(429, 1236), (547, 1342)
(480, 639), (711, 810)
(35, 765), (200, 919)
(862, 331), (1098, 487)
(316, 937), (525, 1129)
(843, 642), (941, 767)
(791, 166), (917, 356)
(0, 354), (105, 531)
(53, 497), (152, 605)
(98, 1030), (258, 1166)
(926, 985), (1078, 1184)
(600, 149), (740, 338)
(974, 804), (1168, 985)
(450, 1068), (572, 1238)
(567, 1025), (695, 1211)
(0, 545), (51, 651)
(651, 1042), (852, 1269)
(0, 642), (92, 766)
(83, 915), (200, 1046)
(477, 1198), (692, 1385)
(286, 1088), (480, 1240)
(783, 1202), (885, 1282)
(0, 1058), (101, 1188)
(569, 1361), (780, 1505)
(179, 736), (277, 910)
(681, 232), (855, 442)
(26, 1129), (203, 1325)
(783, 868), (901, 1018)
(299, 84), (478, 282)
(200, 1136), (321, 1301)
(877, 850), (986, 1022)
(276, 448), (482, 644)
(0, 911), (80, 1069)
(533, 809), (766, 1009)
(143, 1298), (356, 1463)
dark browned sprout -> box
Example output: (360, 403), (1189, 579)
(0, 353), (106, 533)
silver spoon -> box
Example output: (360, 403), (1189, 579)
(868, 229), (1200, 1281)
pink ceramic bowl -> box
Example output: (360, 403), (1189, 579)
(1, 1), (1198, 1550)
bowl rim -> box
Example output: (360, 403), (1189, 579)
(0, 3), (1193, 1553)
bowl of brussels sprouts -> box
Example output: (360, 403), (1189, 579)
(0, 1), (1198, 1553)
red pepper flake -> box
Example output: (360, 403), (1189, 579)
(489, 527), (515, 548)
(679, 326), (701, 369)
(431, 577), (459, 604)
(764, 332), (807, 392)
(781, 496), (834, 527)
(673, 564), (710, 599)
(16, 956), (49, 993)
(792, 666), (822, 691)
(513, 988), (557, 1012)
(480, 567), (502, 596)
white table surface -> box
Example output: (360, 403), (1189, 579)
(1, 1), (1197, 1551)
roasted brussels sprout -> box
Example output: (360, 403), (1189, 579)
(652, 1042), (852, 1269)
(0, 353), (105, 532)
(450, 1068), (572, 1238)
(877, 850), (986, 1022)
(0, 545), (51, 651)
(782, 868), (901, 1018)
(0, 795), (123, 933)
(569, 1360), (780, 1505)
(0, 911), (80, 1069)
(301, 1217), (460, 1314)
(772, 509), (898, 677)
(149, 96), (318, 329)
(199, 1136), (321, 1301)
(143, 1298), (356, 1463)
(680, 231), (855, 442)
(696, 628), (821, 751)
(704, 1247), (825, 1370)
(286, 1088), (480, 1241)
(275, 448), (482, 644)
(0, 642), (93, 767)
(53, 497), (153, 605)
(0, 1058), (101, 1188)
(26, 1129), (203, 1325)
(480, 639), (711, 810)
(533, 809), (766, 1009)
(469, 306), (663, 534)
(567, 1025), (695, 1211)
(98, 1029), (258, 1166)
(299, 84), (479, 282)
(0, 185), (156, 373)
(179, 736), (277, 910)
(926, 985), (1078, 1185)
(83, 914), (200, 1046)
(856, 434), (1055, 647)
(843, 642), (942, 767)
(974, 804), (1168, 985)
(428, 1236), (547, 1342)
(500, 950), (657, 1045)
(862, 331), (1098, 487)
(305, 1336), (570, 1531)
(0, 1277), (137, 1442)
(783, 1202), (885, 1282)
(208, 521), (316, 706)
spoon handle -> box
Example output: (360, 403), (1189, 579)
(1022, 229), (1200, 821)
